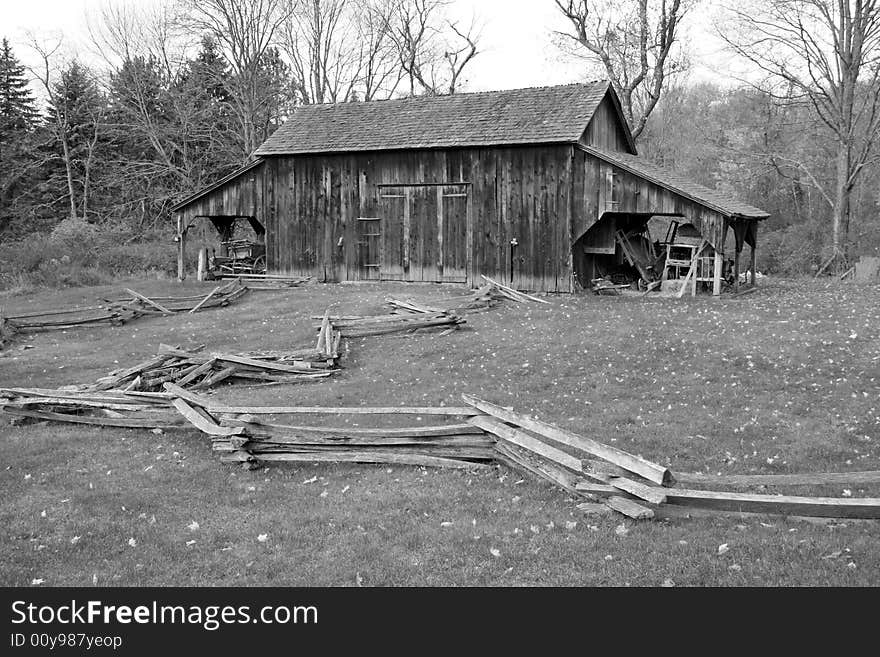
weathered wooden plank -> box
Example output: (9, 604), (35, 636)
(605, 496), (655, 520)
(575, 480), (880, 519)
(162, 382), (214, 408)
(169, 397), (245, 437)
(189, 286), (223, 313)
(125, 289), (174, 315)
(462, 395), (673, 486)
(0, 407), (186, 429)
(238, 451), (487, 469)
(494, 441), (585, 496)
(206, 404), (478, 416)
(224, 416), (484, 437)
(1, 388), (161, 405)
(195, 366), (240, 389)
(231, 432), (493, 448)
(470, 414), (581, 472)
(238, 444), (495, 460)
(213, 353), (315, 373)
(2, 398), (149, 412)
(607, 476), (667, 505)
(664, 488), (880, 519)
(175, 359), (217, 387)
(675, 471), (880, 486)
(480, 275), (550, 304)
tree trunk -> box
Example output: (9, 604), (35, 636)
(60, 135), (78, 221)
(830, 144), (851, 268)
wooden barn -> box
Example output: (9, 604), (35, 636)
(171, 82), (768, 294)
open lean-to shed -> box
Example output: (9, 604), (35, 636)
(171, 81), (768, 294)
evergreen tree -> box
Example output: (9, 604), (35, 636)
(0, 38), (38, 136)
(0, 38), (42, 236)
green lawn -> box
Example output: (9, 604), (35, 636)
(1, 277), (879, 586)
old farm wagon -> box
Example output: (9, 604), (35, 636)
(172, 82), (768, 294)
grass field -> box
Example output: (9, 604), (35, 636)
(1, 277), (879, 586)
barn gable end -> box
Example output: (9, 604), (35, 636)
(579, 89), (637, 154)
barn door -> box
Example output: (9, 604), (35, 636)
(378, 184), (470, 283)
(440, 184), (468, 283)
(378, 188), (406, 280)
(355, 217), (381, 280)
(407, 186), (440, 282)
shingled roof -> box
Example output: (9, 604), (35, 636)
(255, 82), (616, 156)
(582, 145), (769, 219)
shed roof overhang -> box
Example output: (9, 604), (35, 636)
(170, 158), (264, 213)
(580, 145), (770, 221)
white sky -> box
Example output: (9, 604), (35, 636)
(3, 0), (741, 95)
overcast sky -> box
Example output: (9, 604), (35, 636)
(3, 0), (741, 94)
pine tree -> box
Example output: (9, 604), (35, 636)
(0, 38), (38, 135)
(0, 38), (42, 236)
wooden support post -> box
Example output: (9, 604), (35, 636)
(733, 248), (740, 294)
(197, 247), (207, 282)
(750, 244), (757, 287)
(746, 219), (758, 288)
(713, 251), (723, 297)
(176, 214), (187, 283)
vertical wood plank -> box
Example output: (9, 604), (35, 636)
(403, 187), (411, 276)
(437, 185), (444, 276)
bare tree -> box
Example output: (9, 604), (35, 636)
(720, 0), (880, 270)
(186, 0), (294, 157)
(282, 0), (362, 104)
(555, 0), (695, 140)
(390, 0), (481, 96)
(357, 0), (405, 100)
(87, 0), (192, 77)
(88, 2), (197, 187)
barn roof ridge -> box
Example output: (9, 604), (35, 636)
(254, 81), (615, 156)
(298, 80), (611, 110)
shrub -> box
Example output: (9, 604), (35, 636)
(96, 241), (177, 276)
(0, 222), (176, 292)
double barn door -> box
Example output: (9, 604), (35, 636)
(356, 183), (469, 283)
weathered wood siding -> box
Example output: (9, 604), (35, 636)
(571, 150), (728, 253)
(262, 145), (574, 292)
(579, 96), (634, 154)
(178, 162), (265, 224)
